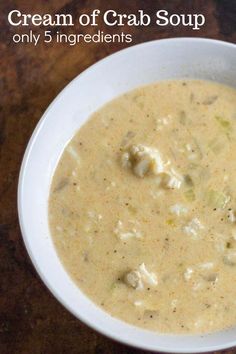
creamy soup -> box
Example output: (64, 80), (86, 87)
(49, 80), (236, 334)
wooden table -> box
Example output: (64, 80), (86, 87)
(1, 0), (235, 353)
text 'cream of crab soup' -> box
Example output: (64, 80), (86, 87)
(49, 80), (236, 334)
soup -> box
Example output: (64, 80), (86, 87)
(49, 80), (236, 334)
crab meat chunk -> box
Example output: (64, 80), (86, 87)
(184, 267), (194, 281)
(223, 250), (236, 266)
(161, 169), (183, 189)
(114, 220), (142, 240)
(124, 263), (158, 289)
(121, 144), (164, 177)
(155, 115), (172, 130)
(183, 218), (204, 239)
(124, 270), (143, 289)
(139, 263), (158, 286)
(170, 204), (188, 216)
(198, 262), (214, 270)
(228, 210), (236, 223)
(184, 262), (218, 290)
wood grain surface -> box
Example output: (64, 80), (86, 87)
(0, 1), (236, 353)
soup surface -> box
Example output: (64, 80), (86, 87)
(49, 80), (236, 334)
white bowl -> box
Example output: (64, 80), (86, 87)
(18, 38), (236, 353)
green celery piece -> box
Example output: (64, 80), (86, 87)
(207, 189), (230, 209)
(215, 116), (230, 129)
(184, 189), (195, 202)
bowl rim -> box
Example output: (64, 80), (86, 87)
(18, 37), (236, 353)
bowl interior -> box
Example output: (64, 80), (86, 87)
(18, 38), (236, 353)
